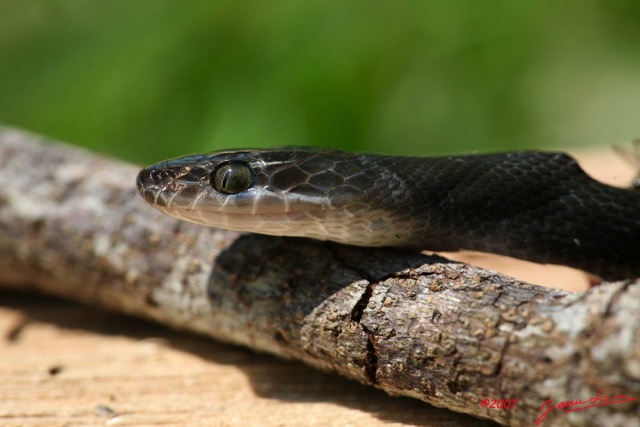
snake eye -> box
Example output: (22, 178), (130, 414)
(211, 162), (253, 194)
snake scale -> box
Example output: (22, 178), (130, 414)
(137, 148), (640, 281)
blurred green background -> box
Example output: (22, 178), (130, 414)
(1, 1), (639, 164)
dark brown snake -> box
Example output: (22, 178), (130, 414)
(137, 147), (640, 281)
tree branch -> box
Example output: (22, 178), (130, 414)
(0, 127), (637, 426)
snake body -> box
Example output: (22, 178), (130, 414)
(137, 148), (640, 280)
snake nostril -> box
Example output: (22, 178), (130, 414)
(138, 169), (172, 186)
(150, 170), (164, 183)
(136, 168), (178, 208)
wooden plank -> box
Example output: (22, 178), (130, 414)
(0, 292), (496, 426)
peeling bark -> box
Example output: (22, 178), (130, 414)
(0, 127), (638, 426)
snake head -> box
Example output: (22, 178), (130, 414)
(136, 148), (393, 244)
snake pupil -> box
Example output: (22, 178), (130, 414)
(211, 162), (253, 194)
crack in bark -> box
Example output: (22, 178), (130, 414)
(324, 244), (381, 384)
(363, 327), (379, 384)
(603, 280), (633, 318)
(350, 281), (374, 323)
(493, 338), (509, 378)
(347, 279), (379, 384)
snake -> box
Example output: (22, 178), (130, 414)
(137, 147), (640, 281)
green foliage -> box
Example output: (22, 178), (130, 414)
(1, 1), (639, 163)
